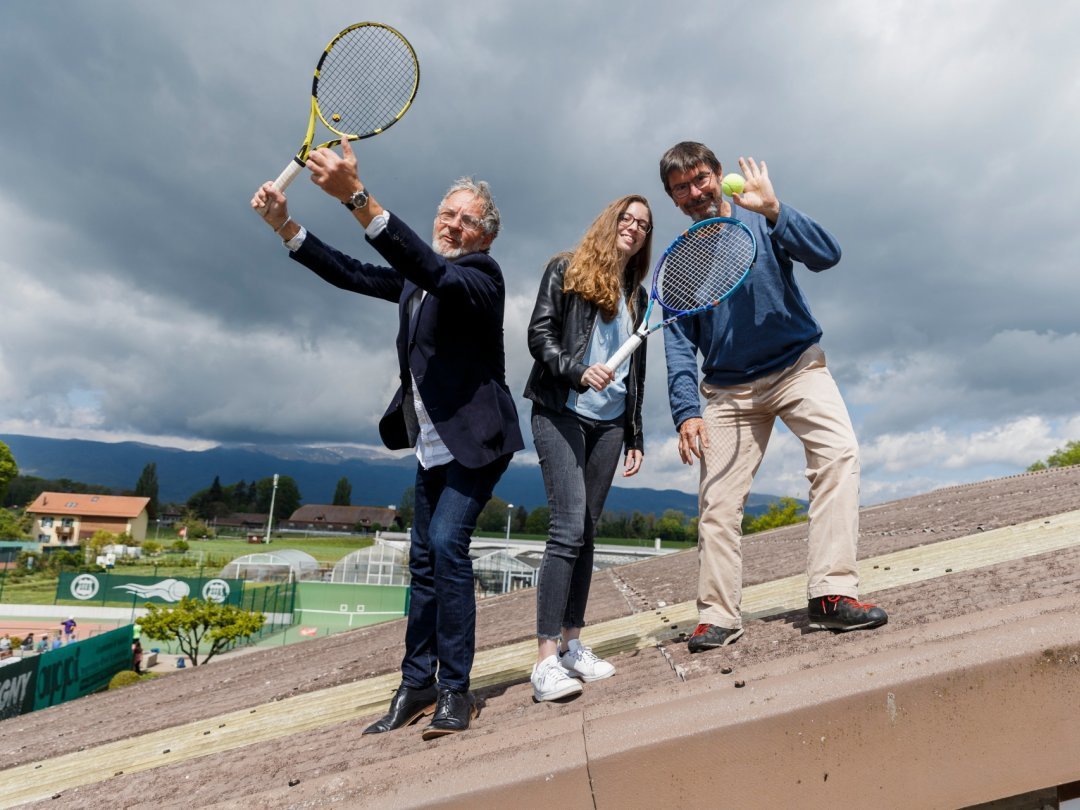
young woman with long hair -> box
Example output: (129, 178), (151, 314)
(523, 194), (653, 701)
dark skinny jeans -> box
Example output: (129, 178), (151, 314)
(532, 404), (624, 639)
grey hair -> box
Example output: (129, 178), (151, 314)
(658, 141), (722, 194)
(441, 176), (501, 239)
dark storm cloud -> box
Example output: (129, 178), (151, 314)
(2, 1), (1078, 502)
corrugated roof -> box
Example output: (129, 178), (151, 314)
(1, 465), (1078, 806)
(286, 504), (397, 524)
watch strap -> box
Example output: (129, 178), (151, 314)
(343, 188), (369, 211)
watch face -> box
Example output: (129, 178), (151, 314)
(350, 190), (368, 207)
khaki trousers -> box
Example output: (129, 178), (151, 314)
(696, 344), (860, 628)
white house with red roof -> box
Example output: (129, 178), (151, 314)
(25, 492), (150, 547)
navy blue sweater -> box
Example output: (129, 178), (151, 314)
(663, 202), (842, 428)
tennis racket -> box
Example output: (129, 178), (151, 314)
(272, 22), (420, 191)
(604, 217), (757, 370)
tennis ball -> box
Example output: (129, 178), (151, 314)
(331, 113), (342, 122)
(721, 173), (745, 196)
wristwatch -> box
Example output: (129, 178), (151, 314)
(343, 188), (370, 211)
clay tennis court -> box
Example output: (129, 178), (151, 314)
(0, 617), (122, 644)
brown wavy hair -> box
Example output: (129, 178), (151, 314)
(659, 141), (721, 194)
(561, 195), (653, 321)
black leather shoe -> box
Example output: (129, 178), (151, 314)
(362, 683), (437, 735)
(420, 688), (476, 740)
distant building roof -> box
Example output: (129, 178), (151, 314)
(215, 513), (269, 528)
(286, 504), (397, 526)
(26, 493), (150, 519)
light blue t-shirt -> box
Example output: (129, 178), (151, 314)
(567, 295), (633, 421)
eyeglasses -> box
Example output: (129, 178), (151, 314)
(618, 212), (652, 234)
(436, 209), (483, 232)
(670, 170), (715, 200)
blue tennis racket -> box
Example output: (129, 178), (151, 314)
(604, 217), (757, 370)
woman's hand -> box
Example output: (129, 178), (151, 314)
(581, 363), (615, 391)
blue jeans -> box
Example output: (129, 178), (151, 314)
(400, 454), (511, 693)
(532, 405), (624, 639)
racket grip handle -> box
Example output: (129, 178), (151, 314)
(605, 334), (644, 372)
(273, 158), (305, 191)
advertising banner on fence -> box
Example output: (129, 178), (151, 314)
(58, 573), (244, 606)
(0, 625), (134, 718)
(33, 626), (134, 710)
(0, 656), (37, 720)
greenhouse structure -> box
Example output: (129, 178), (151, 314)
(220, 549), (320, 581)
(329, 541), (410, 586)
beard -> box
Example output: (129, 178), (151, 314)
(688, 196), (721, 222)
(431, 227), (467, 259)
(433, 240), (466, 259)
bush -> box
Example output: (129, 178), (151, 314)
(43, 549), (82, 574)
(0, 507), (29, 540)
(108, 670), (141, 689)
(743, 497), (808, 535)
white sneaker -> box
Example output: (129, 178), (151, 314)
(559, 639), (616, 682)
(531, 655), (583, 702)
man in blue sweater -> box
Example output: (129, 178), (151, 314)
(659, 141), (887, 652)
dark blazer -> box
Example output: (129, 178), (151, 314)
(291, 213), (524, 469)
(523, 256), (647, 452)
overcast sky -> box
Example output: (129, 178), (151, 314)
(2, 1), (1078, 506)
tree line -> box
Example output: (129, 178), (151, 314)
(466, 493), (811, 541)
(0, 443), (807, 541)
(185, 474), (301, 523)
(39, 437), (1063, 542)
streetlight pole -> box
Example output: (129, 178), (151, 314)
(264, 473), (279, 544)
(503, 503), (515, 594)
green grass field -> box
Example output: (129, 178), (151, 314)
(0, 575), (60, 605)
(180, 534), (377, 567)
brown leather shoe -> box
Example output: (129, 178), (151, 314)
(420, 688), (476, 740)
(362, 683), (437, 734)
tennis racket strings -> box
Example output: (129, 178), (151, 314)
(656, 220), (756, 312)
(317, 25), (418, 136)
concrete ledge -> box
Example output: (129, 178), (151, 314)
(363, 599), (1080, 809)
(587, 609), (1080, 807)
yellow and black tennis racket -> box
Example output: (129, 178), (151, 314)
(273, 22), (420, 190)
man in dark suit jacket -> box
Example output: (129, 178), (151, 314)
(252, 138), (523, 739)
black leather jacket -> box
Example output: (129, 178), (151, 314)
(523, 256), (647, 452)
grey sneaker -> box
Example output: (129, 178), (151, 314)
(559, 639), (615, 682)
(531, 655), (583, 702)
(807, 596), (888, 631)
(687, 623), (744, 653)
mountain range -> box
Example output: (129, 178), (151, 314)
(0, 433), (803, 517)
